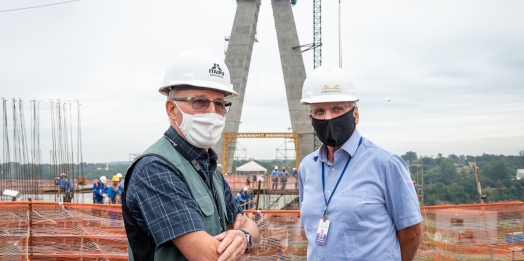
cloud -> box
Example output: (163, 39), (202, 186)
(1, 0), (523, 162)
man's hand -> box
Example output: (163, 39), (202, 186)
(215, 214), (247, 261)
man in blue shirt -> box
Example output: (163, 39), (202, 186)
(93, 176), (107, 204)
(241, 187), (251, 210)
(271, 166), (280, 189)
(280, 167), (289, 189)
(59, 172), (74, 202)
(291, 168), (299, 189)
(298, 64), (423, 260)
(123, 48), (259, 261)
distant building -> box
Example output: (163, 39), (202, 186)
(516, 169), (524, 180)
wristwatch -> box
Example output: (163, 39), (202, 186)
(238, 228), (253, 251)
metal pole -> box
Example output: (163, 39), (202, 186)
(255, 180), (261, 210)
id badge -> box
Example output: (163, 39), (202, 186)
(315, 219), (330, 245)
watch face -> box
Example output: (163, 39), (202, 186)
(246, 234), (253, 250)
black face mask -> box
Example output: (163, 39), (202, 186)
(311, 107), (356, 147)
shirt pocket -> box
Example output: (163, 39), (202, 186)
(194, 194), (215, 217)
(333, 190), (367, 225)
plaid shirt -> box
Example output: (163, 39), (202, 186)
(125, 126), (243, 246)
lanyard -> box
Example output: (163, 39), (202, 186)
(321, 137), (362, 221)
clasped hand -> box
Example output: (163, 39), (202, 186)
(215, 214), (247, 261)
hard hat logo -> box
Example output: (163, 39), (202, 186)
(209, 63), (225, 78)
(321, 84), (341, 93)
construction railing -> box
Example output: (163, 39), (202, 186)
(224, 174), (299, 191)
(3, 201), (524, 260)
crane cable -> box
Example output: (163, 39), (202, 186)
(338, 0), (342, 68)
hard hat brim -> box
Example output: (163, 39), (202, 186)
(300, 95), (359, 105)
(159, 80), (238, 99)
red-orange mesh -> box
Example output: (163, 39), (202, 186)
(2, 201), (524, 260)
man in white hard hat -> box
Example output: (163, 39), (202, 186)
(298, 64), (423, 260)
(291, 168), (298, 189)
(93, 176), (107, 204)
(241, 186), (251, 210)
(122, 48), (259, 261)
(271, 166), (280, 189)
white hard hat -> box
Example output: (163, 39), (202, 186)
(301, 64), (358, 104)
(100, 176), (107, 184)
(274, 166), (278, 170)
(243, 186), (248, 191)
(159, 48), (238, 98)
(116, 173), (123, 178)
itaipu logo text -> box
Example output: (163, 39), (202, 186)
(321, 84), (341, 93)
(209, 63), (224, 78)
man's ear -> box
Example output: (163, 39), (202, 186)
(353, 106), (359, 124)
(166, 100), (177, 122)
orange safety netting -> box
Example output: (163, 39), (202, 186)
(419, 202), (524, 261)
(2, 201), (524, 260)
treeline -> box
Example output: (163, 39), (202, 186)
(3, 152), (524, 206)
(401, 151), (524, 205)
(0, 162), (130, 181)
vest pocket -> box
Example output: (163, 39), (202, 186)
(194, 194), (215, 216)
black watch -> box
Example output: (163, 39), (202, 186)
(238, 228), (253, 251)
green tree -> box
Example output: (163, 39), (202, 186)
(401, 151), (418, 164)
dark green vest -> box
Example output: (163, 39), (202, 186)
(126, 137), (227, 261)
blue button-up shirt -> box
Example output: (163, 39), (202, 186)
(299, 129), (422, 260)
(126, 127), (244, 246)
(271, 170), (281, 177)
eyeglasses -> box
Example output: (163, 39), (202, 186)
(172, 96), (232, 115)
(309, 104), (353, 119)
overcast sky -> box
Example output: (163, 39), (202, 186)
(1, 0), (523, 163)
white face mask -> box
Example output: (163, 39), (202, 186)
(173, 102), (225, 149)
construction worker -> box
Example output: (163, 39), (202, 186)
(93, 176), (107, 204)
(298, 64), (423, 260)
(271, 166), (280, 189)
(235, 188), (244, 205)
(241, 186), (251, 210)
(122, 48), (259, 261)
(59, 172), (74, 202)
(107, 175), (120, 204)
(280, 167), (289, 189)
(291, 168), (298, 189)
(116, 173), (124, 202)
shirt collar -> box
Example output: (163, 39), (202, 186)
(164, 126), (218, 162)
(313, 129), (362, 162)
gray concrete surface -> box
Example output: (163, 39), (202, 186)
(272, 0), (313, 165)
(213, 0), (262, 173)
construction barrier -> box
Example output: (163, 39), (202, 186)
(419, 202), (524, 261)
(224, 173), (299, 191)
(2, 201), (524, 260)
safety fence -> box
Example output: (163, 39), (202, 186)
(224, 173), (299, 191)
(419, 202), (524, 261)
(2, 201), (524, 260)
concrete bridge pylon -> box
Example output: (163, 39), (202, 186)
(212, 0), (313, 173)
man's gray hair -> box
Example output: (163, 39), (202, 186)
(167, 88), (180, 100)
